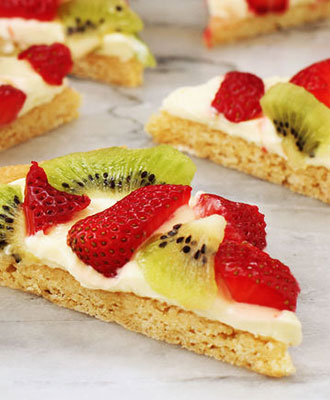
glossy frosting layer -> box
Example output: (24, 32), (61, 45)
(10, 179), (302, 346)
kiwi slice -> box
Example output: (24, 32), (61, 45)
(58, 0), (143, 36)
(0, 184), (22, 251)
(261, 82), (330, 167)
(41, 145), (196, 197)
(137, 215), (226, 310)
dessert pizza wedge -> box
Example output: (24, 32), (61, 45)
(0, 0), (155, 87)
(0, 43), (80, 151)
(0, 145), (302, 377)
(204, 0), (330, 46)
(146, 59), (330, 204)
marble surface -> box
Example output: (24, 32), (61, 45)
(1, 10), (330, 400)
(132, 0), (207, 27)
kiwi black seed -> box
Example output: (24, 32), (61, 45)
(0, 185), (22, 250)
(261, 82), (330, 163)
(185, 235), (191, 243)
(41, 146), (196, 198)
(182, 246), (191, 253)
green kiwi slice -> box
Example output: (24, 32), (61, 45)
(137, 215), (226, 310)
(0, 184), (22, 251)
(58, 0), (143, 36)
(261, 82), (330, 167)
(41, 145), (196, 197)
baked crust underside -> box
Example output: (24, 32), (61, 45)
(72, 54), (144, 88)
(207, 2), (330, 45)
(146, 111), (330, 204)
(0, 257), (294, 378)
(0, 166), (295, 378)
(0, 88), (80, 152)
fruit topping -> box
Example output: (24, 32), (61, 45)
(41, 145), (196, 197)
(261, 82), (330, 168)
(137, 215), (225, 310)
(215, 241), (300, 311)
(67, 184), (192, 277)
(24, 162), (91, 236)
(18, 43), (73, 86)
(203, 27), (213, 48)
(0, 0), (59, 21)
(246, 0), (288, 15)
(290, 59), (330, 108)
(0, 85), (27, 126)
(211, 71), (265, 123)
(58, 0), (143, 36)
(0, 184), (22, 249)
(194, 193), (266, 250)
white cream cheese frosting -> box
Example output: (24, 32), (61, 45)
(0, 17), (152, 65)
(96, 33), (152, 65)
(0, 57), (66, 117)
(207, 0), (319, 19)
(161, 75), (330, 168)
(162, 76), (287, 157)
(9, 179), (302, 346)
(0, 18), (65, 53)
(66, 32), (152, 63)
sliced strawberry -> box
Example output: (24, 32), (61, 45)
(24, 162), (91, 236)
(0, 85), (26, 126)
(0, 0), (59, 21)
(290, 59), (330, 108)
(215, 241), (300, 311)
(211, 71), (265, 123)
(246, 0), (288, 15)
(194, 193), (267, 250)
(203, 27), (213, 48)
(19, 43), (73, 86)
(67, 185), (192, 277)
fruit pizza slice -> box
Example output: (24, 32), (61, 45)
(0, 0), (155, 87)
(0, 145), (301, 377)
(146, 59), (330, 204)
(0, 42), (80, 151)
(204, 0), (330, 46)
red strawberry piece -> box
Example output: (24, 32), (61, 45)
(246, 0), (288, 15)
(211, 71), (265, 123)
(0, 0), (59, 21)
(24, 162), (91, 236)
(19, 43), (73, 86)
(203, 27), (213, 48)
(290, 59), (330, 108)
(215, 241), (300, 311)
(0, 85), (26, 126)
(194, 193), (267, 250)
(67, 184), (192, 277)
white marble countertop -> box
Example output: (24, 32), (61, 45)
(1, 7), (330, 400)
